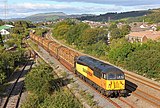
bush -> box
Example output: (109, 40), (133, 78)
(41, 90), (82, 108)
(25, 65), (53, 98)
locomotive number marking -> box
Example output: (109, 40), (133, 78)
(83, 68), (92, 76)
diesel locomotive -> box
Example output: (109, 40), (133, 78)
(75, 56), (126, 97)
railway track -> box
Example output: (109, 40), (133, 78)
(28, 38), (135, 108)
(125, 73), (160, 107)
(2, 60), (33, 108)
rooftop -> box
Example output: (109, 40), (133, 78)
(0, 25), (14, 31)
(128, 30), (160, 40)
(77, 56), (123, 73)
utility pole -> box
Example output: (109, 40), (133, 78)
(4, 0), (7, 23)
(107, 17), (111, 44)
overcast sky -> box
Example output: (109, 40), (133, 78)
(0, 0), (160, 19)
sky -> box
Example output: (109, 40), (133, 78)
(0, 0), (160, 19)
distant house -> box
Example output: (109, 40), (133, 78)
(127, 30), (160, 43)
(0, 29), (10, 35)
(0, 25), (14, 35)
(129, 22), (157, 32)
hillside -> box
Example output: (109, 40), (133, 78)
(24, 12), (67, 22)
(77, 10), (150, 22)
(8, 12), (94, 22)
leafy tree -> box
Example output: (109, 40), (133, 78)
(108, 38), (136, 65)
(126, 49), (160, 78)
(156, 26), (160, 31)
(25, 65), (53, 98)
(21, 94), (42, 108)
(34, 28), (49, 37)
(108, 23), (118, 31)
(84, 40), (109, 57)
(81, 28), (107, 46)
(121, 25), (131, 36)
(0, 34), (3, 46)
(110, 28), (122, 40)
(110, 24), (131, 40)
(53, 24), (70, 39)
(65, 23), (89, 45)
(0, 19), (4, 26)
(52, 19), (75, 39)
(12, 20), (35, 36)
(41, 90), (82, 108)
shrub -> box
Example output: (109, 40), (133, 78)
(25, 65), (53, 98)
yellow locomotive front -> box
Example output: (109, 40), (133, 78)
(102, 70), (126, 96)
(106, 72), (125, 90)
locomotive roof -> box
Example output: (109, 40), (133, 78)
(77, 56), (123, 73)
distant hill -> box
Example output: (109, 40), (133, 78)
(8, 12), (94, 22)
(77, 10), (150, 22)
(8, 8), (160, 23)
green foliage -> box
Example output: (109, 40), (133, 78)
(41, 90), (82, 108)
(156, 26), (160, 31)
(126, 49), (160, 78)
(110, 28), (122, 40)
(109, 39), (160, 79)
(81, 28), (107, 46)
(52, 19), (76, 39)
(25, 65), (53, 97)
(77, 11), (148, 22)
(0, 72), (6, 84)
(84, 40), (109, 57)
(108, 23), (117, 31)
(21, 94), (41, 108)
(65, 23), (89, 46)
(21, 90), (82, 108)
(110, 24), (131, 40)
(121, 25), (131, 35)
(22, 64), (82, 108)
(108, 40), (135, 65)
(12, 20), (35, 36)
(143, 11), (160, 23)
(0, 33), (27, 84)
(0, 48), (26, 84)
(34, 28), (49, 37)
(0, 20), (5, 26)
(51, 19), (160, 80)
(53, 24), (70, 39)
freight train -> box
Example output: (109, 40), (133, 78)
(30, 31), (126, 97)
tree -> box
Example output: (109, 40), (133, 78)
(108, 23), (118, 31)
(126, 49), (160, 78)
(65, 23), (89, 45)
(53, 24), (70, 39)
(25, 65), (53, 98)
(121, 25), (131, 36)
(81, 28), (107, 46)
(110, 28), (122, 40)
(0, 34), (3, 46)
(0, 20), (4, 26)
(108, 38), (136, 65)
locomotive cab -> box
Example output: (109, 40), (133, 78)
(101, 67), (126, 95)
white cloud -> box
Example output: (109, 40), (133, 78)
(0, 1), (160, 19)
(47, 0), (160, 6)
